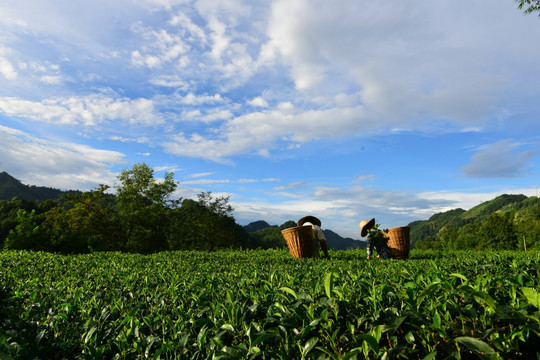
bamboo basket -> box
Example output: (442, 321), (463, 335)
(281, 226), (317, 258)
(385, 226), (410, 259)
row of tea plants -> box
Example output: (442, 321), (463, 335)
(1, 249), (539, 359)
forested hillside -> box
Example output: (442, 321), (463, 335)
(0, 166), (362, 253)
(0, 171), (78, 202)
(409, 194), (540, 250)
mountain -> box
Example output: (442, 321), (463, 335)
(243, 220), (275, 233)
(0, 171), (78, 202)
(244, 220), (366, 250)
(408, 194), (540, 247)
(323, 229), (366, 250)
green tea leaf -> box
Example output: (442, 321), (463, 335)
(472, 291), (496, 310)
(433, 312), (441, 330)
(278, 286), (297, 299)
(450, 273), (468, 285)
(357, 334), (379, 353)
(521, 287), (540, 308)
(84, 326), (97, 344)
(302, 337), (318, 357)
(422, 351), (437, 360)
(221, 323), (235, 332)
(455, 337), (498, 360)
(324, 272), (333, 298)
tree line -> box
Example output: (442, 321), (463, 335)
(413, 198), (540, 251)
(2, 163), (540, 253)
(1, 163), (252, 253)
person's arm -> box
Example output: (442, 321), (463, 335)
(315, 226), (330, 259)
(320, 238), (330, 259)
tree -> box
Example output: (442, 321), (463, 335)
(477, 212), (518, 250)
(437, 226), (458, 250)
(514, 204), (540, 249)
(168, 192), (248, 251)
(515, 0), (540, 15)
(4, 209), (50, 251)
(115, 163), (180, 253)
(455, 222), (480, 249)
(0, 197), (39, 247)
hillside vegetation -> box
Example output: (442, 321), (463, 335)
(0, 166), (361, 253)
(409, 194), (540, 250)
(1, 167), (539, 252)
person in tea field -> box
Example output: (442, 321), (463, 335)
(298, 215), (331, 260)
(359, 218), (393, 260)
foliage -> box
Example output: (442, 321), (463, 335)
(4, 186), (119, 254)
(0, 197), (42, 248)
(477, 212), (518, 250)
(514, 204), (540, 250)
(412, 195), (540, 250)
(1, 249), (539, 359)
(3, 209), (50, 251)
(168, 194), (249, 251)
(115, 163), (180, 253)
(515, 0), (540, 15)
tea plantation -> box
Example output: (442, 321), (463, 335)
(1, 249), (539, 359)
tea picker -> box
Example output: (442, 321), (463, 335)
(359, 218), (393, 259)
(298, 216), (331, 260)
(360, 218), (411, 260)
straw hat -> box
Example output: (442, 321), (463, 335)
(298, 215), (322, 227)
(359, 218), (375, 237)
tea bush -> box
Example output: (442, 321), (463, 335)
(1, 249), (539, 359)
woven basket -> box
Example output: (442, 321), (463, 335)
(281, 226), (317, 258)
(385, 226), (410, 259)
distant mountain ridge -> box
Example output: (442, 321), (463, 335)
(243, 220), (366, 250)
(0, 171), (79, 202)
(3, 171), (536, 251)
(408, 194), (540, 247)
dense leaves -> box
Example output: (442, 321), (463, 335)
(1, 164), (254, 253)
(1, 249), (539, 359)
(414, 195), (540, 250)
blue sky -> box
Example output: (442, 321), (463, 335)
(1, 0), (539, 239)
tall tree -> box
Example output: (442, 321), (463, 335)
(168, 192), (248, 251)
(115, 163), (180, 253)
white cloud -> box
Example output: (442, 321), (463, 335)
(179, 93), (225, 105)
(162, 103), (376, 161)
(187, 172), (215, 178)
(0, 94), (163, 126)
(149, 75), (189, 89)
(0, 56), (17, 80)
(353, 174), (376, 183)
(39, 75), (63, 84)
(0, 125), (124, 190)
(109, 135), (149, 143)
(461, 139), (539, 178)
(248, 96), (269, 107)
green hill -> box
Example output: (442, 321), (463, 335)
(409, 194), (540, 248)
(0, 172), (78, 202)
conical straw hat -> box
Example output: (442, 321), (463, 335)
(298, 215), (322, 227)
(359, 218), (375, 237)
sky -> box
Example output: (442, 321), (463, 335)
(1, 0), (539, 239)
